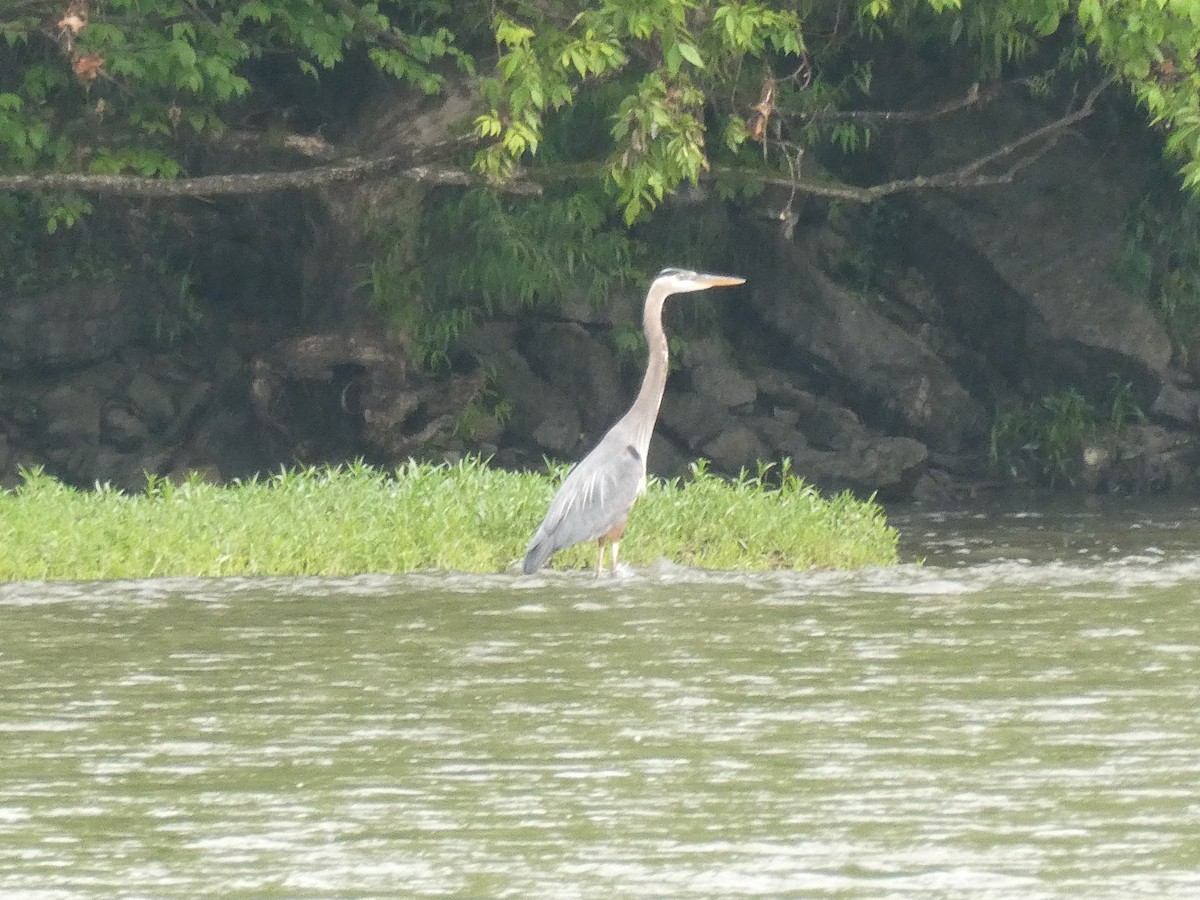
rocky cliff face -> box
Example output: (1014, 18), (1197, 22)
(3, 81), (1199, 502)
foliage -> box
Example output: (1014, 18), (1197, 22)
(628, 457), (898, 571)
(469, 0), (1200, 220)
(1076, 0), (1200, 193)
(9, 2), (1200, 222)
(827, 200), (908, 293)
(0, 193), (114, 288)
(365, 185), (641, 369)
(0, 1), (468, 187)
(0, 457), (897, 581)
(989, 380), (1143, 487)
(474, 0), (807, 223)
(452, 366), (513, 441)
(1118, 187), (1200, 366)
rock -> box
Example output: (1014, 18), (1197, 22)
(174, 380), (215, 427)
(0, 279), (147, 371)
(753, 416), (808, 457)
(532, 398), (583, 455)
(1101, 424), (1199, 493)
(744, 238), (988, 451)
(1151, 381), (1200, 428)
(911, 469), (958, 505)
(893, 85), (1173, 381)
(685, 337), (732, 369)
(41, 384), (101, 444)
(252, 328), (483, 462)
(362, 366), (484, 460)
(647, 432), (690, 478)
(465, 324), (584, 457)
(183, 407), (266, 481)
(756, 369), (864, 450)
(127, 371), (176, 433)
(46, 443), (98, 484)
(101, 406), (149, 451)
(770, 406), (800, 428)
(692, 362), (757, 408)
(791, 434), (928, 498)
(519, 322), (624, 436)
(91, 447), (159, 491)
(659, 391), (730, 448)
(701, 424), (769, 472)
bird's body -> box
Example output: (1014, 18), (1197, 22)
(523, 268), (745, 576)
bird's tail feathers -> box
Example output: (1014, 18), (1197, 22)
(523, 537), (555, 575)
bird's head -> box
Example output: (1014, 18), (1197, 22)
(654, 268), (746, 295)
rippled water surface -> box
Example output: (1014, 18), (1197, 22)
(3, 503), (1200, 897)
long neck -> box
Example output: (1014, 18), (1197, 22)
(622, 283), (670, 455)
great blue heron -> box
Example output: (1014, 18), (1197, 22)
(523, 268), (746, 576)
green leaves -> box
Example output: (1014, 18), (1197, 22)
(0, 0), (465, 197)
(474, 0), (806, 222)
(609, 72), (708, 224)
(367, 186), (640, 369)
(1073, 0), (1200, 192)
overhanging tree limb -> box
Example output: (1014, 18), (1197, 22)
(715, 81), (1109, 204)
(0, 83), (1104, 204)
(0, 154), (542, 197)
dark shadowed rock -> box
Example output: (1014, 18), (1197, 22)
(753, 416), (809, 457)
(1151, 382), (1200, 428)
(1100, 424), (1199, 494)
(101, 406), (150, 451)
(692, 362), (757, 408)
(251, 328), (483, 462)
(464, 322), (584, 458)
(756, 369), (865, 450)
(892, 86), (1173, 382)
(747, 238), (988, 452)
(660, 390), (730, 449)
(127, 371), (176, 433)
(41, 384), (101, 445)
(791, 434), (928, 498)
(647, 432), (689, 478)
(686, 336), (733, 369)
(701, 424), (769, 472)
(911, 469), (958, 505)
(519, 322), (623, 436)
(0, 279), (147, 371)
(532, 397), (583, 455)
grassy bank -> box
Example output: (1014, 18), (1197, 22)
(0, 458), (898, 581)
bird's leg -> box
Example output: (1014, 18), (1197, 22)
(597, 522), (626, 577)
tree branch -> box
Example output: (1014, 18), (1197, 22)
(794, 82), (992, 126)
(0, 83), (1104, 205)
(0, 153), (542, 198)
(716, 81), (1108, 204)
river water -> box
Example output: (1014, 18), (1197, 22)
(2, 502), (1200, 897)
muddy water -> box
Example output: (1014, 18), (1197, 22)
(2, 503), (1199, 897)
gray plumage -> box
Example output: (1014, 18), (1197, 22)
(523, 268), (746, 576)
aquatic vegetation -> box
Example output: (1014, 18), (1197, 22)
(0, 457), (897, 581)
(989, 380), (1144, 487)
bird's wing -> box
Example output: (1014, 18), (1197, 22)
(527, 437), (645, 557)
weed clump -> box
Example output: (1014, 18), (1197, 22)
(0, 457), (898, 581)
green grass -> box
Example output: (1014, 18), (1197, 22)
(0, 458), (898, 581)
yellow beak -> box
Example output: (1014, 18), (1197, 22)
(699, 274), (746, 287)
